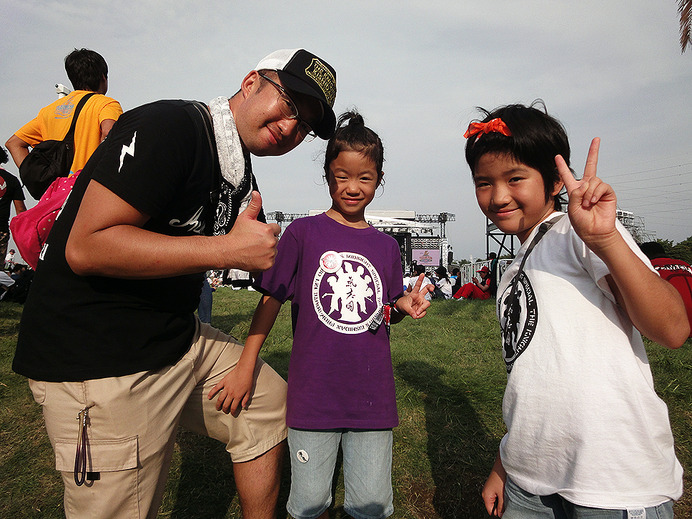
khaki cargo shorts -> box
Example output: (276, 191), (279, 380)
(29, 321), (287, 518)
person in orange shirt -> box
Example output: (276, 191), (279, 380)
(6, 48), (123, 182)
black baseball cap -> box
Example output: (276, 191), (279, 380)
(255, 49), (337, 139)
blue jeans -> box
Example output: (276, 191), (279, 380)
(197, 277), (212, 324)
(286, 428), (394, 519)
(504, 477), (675, 519)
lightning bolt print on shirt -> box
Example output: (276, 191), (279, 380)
(119, 131), (137, 172)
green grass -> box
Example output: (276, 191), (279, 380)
(1, 288), (690, 518)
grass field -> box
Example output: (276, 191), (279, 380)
(1, 287), (690, 518)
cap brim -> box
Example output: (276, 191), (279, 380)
(277, 71), (336, 140)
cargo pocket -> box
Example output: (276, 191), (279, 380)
(54, 436), (140, 517)
(54, 435), (138, 473)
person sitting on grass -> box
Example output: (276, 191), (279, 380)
(433, 265), (453, 299)
(453, 265), (492, 300)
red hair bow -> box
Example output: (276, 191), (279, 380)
(464, 118), (512, 139)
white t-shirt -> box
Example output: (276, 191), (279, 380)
(0, 271), (14, 288)
(0, 270), (14, 300)
(497, 212), (682, 508)
(435, 277), (453, 299)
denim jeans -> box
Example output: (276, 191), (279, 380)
(286, 428), (394, 519)
(504, 477), (675, 519)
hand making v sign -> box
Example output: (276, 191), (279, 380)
(555, 137), (619, 252)
(557, 137), (690, 346)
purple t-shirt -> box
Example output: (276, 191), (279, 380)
(254, 213), (404, 429)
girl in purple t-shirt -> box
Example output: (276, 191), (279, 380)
(209, 111), (432, 519)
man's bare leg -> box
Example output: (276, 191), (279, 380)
(233, 440), (285, 519)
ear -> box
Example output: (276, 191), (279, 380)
(98, 74), (108, 95)
(377, 170), (385, 188)
(240, 70), (261, 99)
(551, 179), (564, 197)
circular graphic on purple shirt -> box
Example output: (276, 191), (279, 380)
(312, 251), (383, 334)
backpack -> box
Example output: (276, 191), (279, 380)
(19, 93), (95, 199)
(10, 173), (80, 270)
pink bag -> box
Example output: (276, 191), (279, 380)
(10, 173), (79, 269)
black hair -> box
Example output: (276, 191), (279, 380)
(324, 110), (384, 185)
(413, 264), (426, 276)
(435, 265), (449, 281)
(64, 48), (108, 92)
(639, 241), (667, 260)
(0, 147), (8, 165)
(465, 100), (569, 210)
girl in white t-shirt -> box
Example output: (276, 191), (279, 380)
(434, 265), (453, 299)
(464, 101), (689, 518)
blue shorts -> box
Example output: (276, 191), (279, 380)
(286, 428), (394, 519)
(504, 477), (674, 519)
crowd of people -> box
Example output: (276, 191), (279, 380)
(401, 253), (499, 302)
(3, 46), (691, 519)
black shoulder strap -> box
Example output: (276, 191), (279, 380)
(503, 214), (565, 309)
(64, 92), (96, 142)
(187, 101), (217, 166)
(186, 100), (219, 181)
(514, 214), (565, 276)
(185, 101), (221, 230)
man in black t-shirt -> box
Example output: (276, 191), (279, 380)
(14, 49), (337, 519)
(0, 147), (27, 261)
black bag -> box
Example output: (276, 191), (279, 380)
(19, 93), (95, 199)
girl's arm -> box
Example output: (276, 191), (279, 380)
(393, 273), (433, 323)
(556, 139), (689, 348)
(208, 294), (283, 414)
(482, 450), (507, 517)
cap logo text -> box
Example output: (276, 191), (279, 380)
(306, 59), (336, 106)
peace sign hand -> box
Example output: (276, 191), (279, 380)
(555, 138), (619, 251)
(399, 273), (433, 319)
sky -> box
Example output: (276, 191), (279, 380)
(2, 1), (691, 261)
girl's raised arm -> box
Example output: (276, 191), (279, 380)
(556, 139), (689, 347)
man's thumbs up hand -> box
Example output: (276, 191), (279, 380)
(222, 191), (281, 272)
